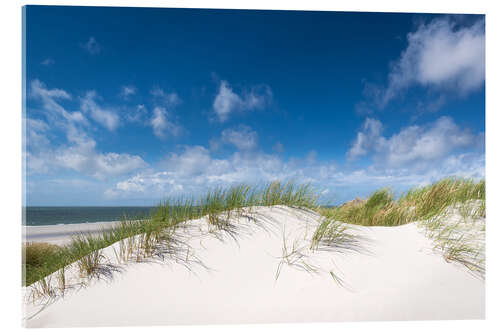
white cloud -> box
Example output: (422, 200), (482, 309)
(150, 88), (182, 107)
(347, 118), (384, 159)
(162, 146), (226, 176)
(80, 91), (120, 131)
(126, 104), (148, 123)
(381, 17), (484, 107)
(30, 79), (73, 117)
(220, 125), (258, 151)
(147, 88), (183, 138)
(213, 81), (242, 122)
(29, 80), (88, 144)
(120, 85), (136, 99)
(25, 118), (50, 149)
(29, 137), (147, 179)
(26, 151), (51, 174)
(82, 37), (101, 55)
(105, 140), (484, 204)
(105, 171), (183, 198)
(213, 80), (272, 122)
(27, 80), (146, 179)
(347, 116), (480, 169)
(150, 107), (183, 139)
(108, 145), (338, 200)
(55, 141), (147, 179)
(209, 138), (222, 151)
(107, 147), (287, 199)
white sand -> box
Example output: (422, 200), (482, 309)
(23, 206), (484, 327)
(23, 221), (124, 245)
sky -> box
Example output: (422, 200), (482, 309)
(23, 6), (485, 206)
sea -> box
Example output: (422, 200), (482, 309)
(23, 207), (156, 226)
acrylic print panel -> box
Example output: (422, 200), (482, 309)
(22, 5), (485, 327)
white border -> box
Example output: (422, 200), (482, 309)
(1, 1), (498, 332)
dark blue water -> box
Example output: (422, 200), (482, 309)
(24, 207), (156, 226)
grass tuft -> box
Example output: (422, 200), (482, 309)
(275, 229), (319, 281)
(310, 217), (361, 253)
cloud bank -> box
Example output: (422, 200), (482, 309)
(347, 116), (482, 171)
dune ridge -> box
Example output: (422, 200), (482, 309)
(23, 205), (484, 327)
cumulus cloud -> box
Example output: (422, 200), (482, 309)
(347, 116), (480, 169)
(120, 85), (136, 99)
(54, 141), (147, 179)
(347, 118), (384, 159)
(150, 107), (183, 139)
(30, 79), (74, 119)
(27, 80), (147, 179)
(106, 146), (290, 199)
(213, 80), (272, 122)
(107, 172), (183, 196)
(105, 140), (484, 203)
(80, 91), (120, 131)
(28, 137), (147, 179)
(150, 88), (182, 107)
(146, 88), (183, 138)
(82, 37), (101, 55)
(322, 151), (484, 198)
(380, 16), (484, 107)
(25, 118), (50, 149)
(126, 104), (148, 123)
(107, 147), (334, 200)
(162, 146), (227, 176)
(29, 79), (88, 144)
(213, 81), (241, 122)
(219, 125), (258, 151)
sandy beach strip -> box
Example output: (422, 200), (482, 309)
(23, 221), (123, 245)
(23, 206), (484, 327)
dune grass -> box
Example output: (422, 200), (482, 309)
(275, 228), (320, 281)
(322, 178), (485, 227)
(23, 181), (319, 288)
(401, 178), (485, 220)
(418, 200), (485, 278)
(318, 177), (485, 277)
(23, 177), (485, 295)
(22, 242), (63, 286)
(310, 217), (361, 253)
(319, 188), (409, 227)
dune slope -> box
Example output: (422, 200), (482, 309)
(23, 205), (484, 327)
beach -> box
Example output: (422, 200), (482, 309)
(23, 205), (485, 327)
(23, 221), (123, 245)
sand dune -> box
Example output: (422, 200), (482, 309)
(23, 206), (484, 327)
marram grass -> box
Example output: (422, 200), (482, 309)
(318, 177), (485, 277)
(23, 181), (318, 287)
(322, 177), (485, 227)
(23, 177), (485, 292)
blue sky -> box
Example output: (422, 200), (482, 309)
(24, 6), (485, 206)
